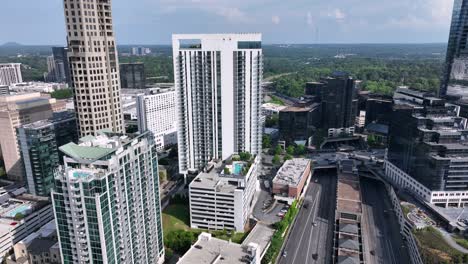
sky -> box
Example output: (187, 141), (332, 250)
(0, 0), (455, 45)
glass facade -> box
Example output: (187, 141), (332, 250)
(441, 0), (468, 98)
(52, 133), (164, 264)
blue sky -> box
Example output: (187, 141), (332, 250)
(1, 0), (455, 45)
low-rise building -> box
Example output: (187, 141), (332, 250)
(189, 154), (260, 232)
(0, 187), (53, 259)
(272, 158), (312, 203)
(261, 103), (287, 118)
(178, 233), (260, 264)
(278, 104), (320, 145)
(6, 220), (60, 264)
(0, 64), (22, 86)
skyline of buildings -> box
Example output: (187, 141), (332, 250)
(173, 33), (263, 175)
(52, 132), (165, 264)
(63, 0), (124, 136)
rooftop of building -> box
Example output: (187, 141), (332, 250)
(261, 103), (287, 111)
(0, 188), (50, 236)
(272, 158), (311, 187)
(190, 154), (257, 193)
(178, 233), (257, 264)
(20, 111), (75, 130)
(59, 131), (140, 161)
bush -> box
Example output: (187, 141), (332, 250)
(272, 155), (281, 165)
(239, 152), (252, 161)
(51, 89), (73, 99)
(262, 135), (272, 149)
(164, 230), (198, 254)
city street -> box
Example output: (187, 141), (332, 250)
(278, 170), (337, 264)
(360, 177), (411, 264)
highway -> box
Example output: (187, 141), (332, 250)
(360, 177), (411, 264)
(278, 170), (337, 264)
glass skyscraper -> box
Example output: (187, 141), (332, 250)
(52, 131), (164, 264)
(441, 0), (468, 98)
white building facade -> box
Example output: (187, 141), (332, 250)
(189, 155), (260, 232)
(63, 0), (124, 136)
(52, 132), (164, 264)
(136, 88), (177, 151)
(172, 34), (263, 174)
(0, 64), (22, 86)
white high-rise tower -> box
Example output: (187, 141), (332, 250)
(172, 33), (263, 174)
(63, 0), (124, 136)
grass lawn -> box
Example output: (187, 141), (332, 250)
(413, 226), (466, 263)
(454, 236), (468, 250)
(162, 203), (190, 233)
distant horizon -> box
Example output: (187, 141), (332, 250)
(1, 41), (449, 47)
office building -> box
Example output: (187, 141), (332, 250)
(173, 34), (263, 174)
(120, 63), (146, 89)
(0, 186), (54, 259)
(45, 47), (71, 85)
(365, 97), (393, 126)
(441, 0), (468, 98)
(52, 132), (164, 263)
(189, 154), (260, 232)
(7, 220), (60, 264)
(272, 158), (311, 203)
(386, 87), (468, 207)
(131, 47), (151, 56)
(0, 64), (22, 86)
(0, 93), (65, 181)
(17, 111), (77, 197)
(278, 103), (320, 145)
(137, 87), (177, 151)
(63, 0), (124, 136)
(313, 72), (358, 137)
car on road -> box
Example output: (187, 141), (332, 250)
(277, 212), (285, 217)
(303, 203), (309, 209)
(282, 251), (287, 257)
(312, 222), (317, 226)
(314, 178), (318, 183)
(280, 209), (288, 213)
(312, 253), (318, 260)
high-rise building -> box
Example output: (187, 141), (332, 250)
(0, 63), (22, 86)
(278, 103), (321, 145)
(136, 87), (177, 151)
(17, 111), (77, 197)
(131, 47), (151, 56)
(52, 131), (164, 264)
(386, 87), (468, 207)
(120, 63), (145, 89)
(313, 72), (358, 137)
(441, 0), (468, 98)
(0, 93), (65, 181)
(45, 47), (71, 85)
(172, 34), (263, 174)
(63, 0), (124, 136)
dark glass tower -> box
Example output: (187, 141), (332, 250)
(441, 0), (468, 98)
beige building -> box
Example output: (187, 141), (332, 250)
(0, 93), (65, 181)
(7, 220), (60, 264)
(63, 0), (124, 136)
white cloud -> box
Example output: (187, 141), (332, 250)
(272, 15), (280, 25)
(216, 7), (248, 22)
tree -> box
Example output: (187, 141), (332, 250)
(265, 114), (279, 128)
(367, 134), (378, 147)
(274, 145), (283, 155)
(294, 145), (306, 156)
(262, 135), (272, 149)
(224, 168), (231, 175)
(272, 155), (281, 165)
(51, 89), (73, 99)
(239, 152), (252, 161)
(164, 230), (197, 254)
(286, 145), (295, 155)
(284, 154), (293, 162)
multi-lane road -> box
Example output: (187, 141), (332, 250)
(278, 170), (337, 264)
(360, 177), (411, 264)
